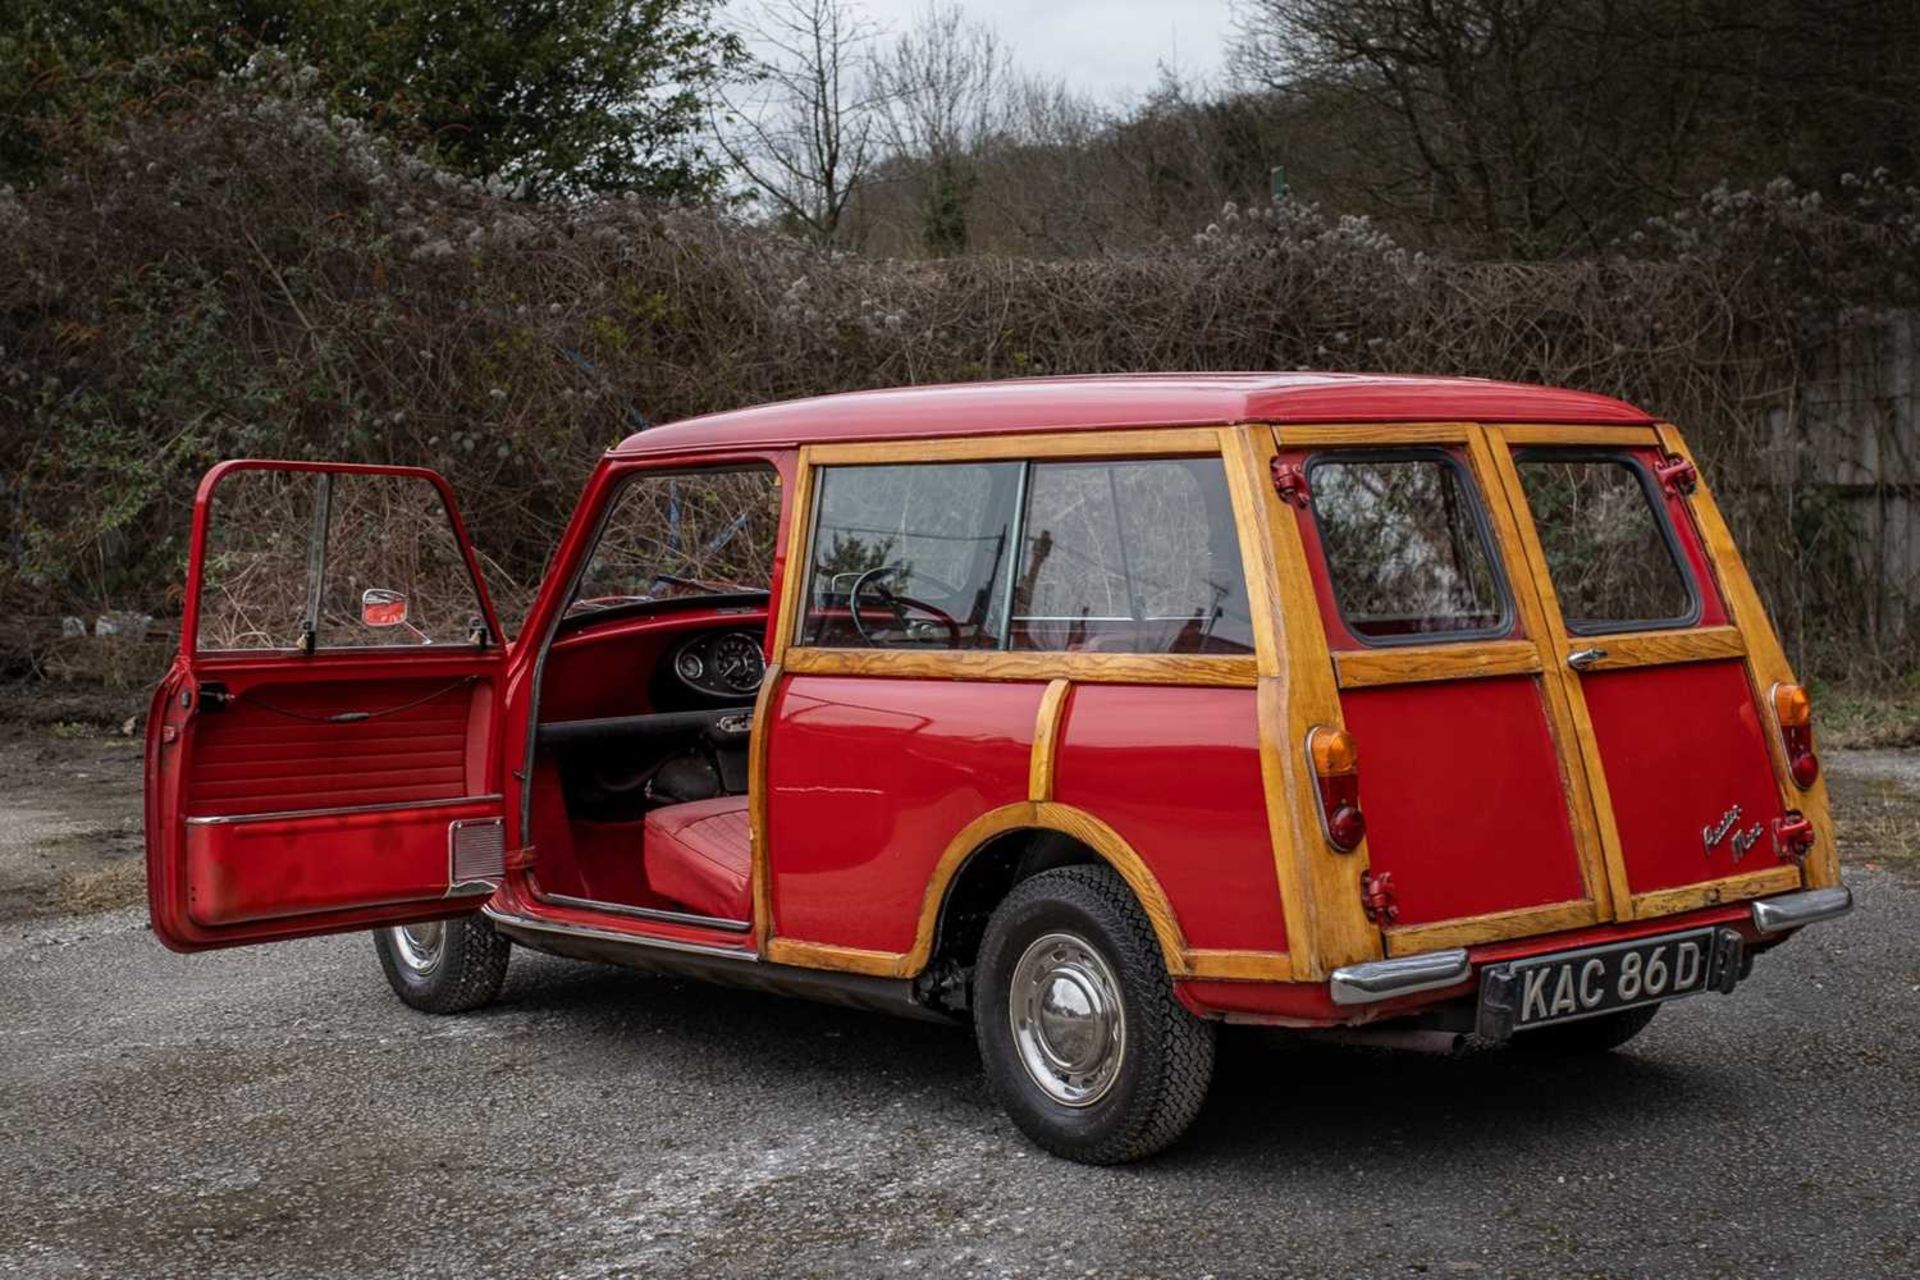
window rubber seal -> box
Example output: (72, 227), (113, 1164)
(1302, 446), (1517, 649)
(1510, 447), (1704, 636)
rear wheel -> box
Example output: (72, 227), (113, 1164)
(973, 865), (1216, 1164)
(1511, 1003), (1660, 1054)
(373, 914), (511, 1014)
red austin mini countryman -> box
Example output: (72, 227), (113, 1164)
(146, 373), (1851, 1163)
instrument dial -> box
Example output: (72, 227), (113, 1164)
(710, 633), (765, 694)
(674, 649), (705, 683)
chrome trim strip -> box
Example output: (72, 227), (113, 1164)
(1750, 886), (1853, 935)
(534, 890), (751, 934)
(1330, 948), (1472, 1006)
(482, 905), (760, 961)
(186, 793), (504, 827)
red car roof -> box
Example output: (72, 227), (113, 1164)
(611, 372), (1655, 457)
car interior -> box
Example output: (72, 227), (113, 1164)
(523, 466), (782, 926)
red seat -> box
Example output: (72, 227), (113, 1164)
(642, 795), (751, 921)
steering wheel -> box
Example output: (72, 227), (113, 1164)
(847, 565), (962, 648)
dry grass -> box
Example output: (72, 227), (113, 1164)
(58, 857), (146, 914)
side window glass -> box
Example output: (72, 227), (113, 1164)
(801, 462), (1021, 649)
(197, 470), (487, 652)
(569, 468), (781, 617)
(1013, 458), (1254, 654)
(1309, 454), (1508, 644)
(1516, 455), (1696, 631)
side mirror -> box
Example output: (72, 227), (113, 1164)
(361, 588), (409, 628)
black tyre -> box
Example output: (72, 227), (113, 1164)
(1511, 1003), (1660, 1054)
(973, 865), (1216, 1164)
(373, 914), (511, 1014)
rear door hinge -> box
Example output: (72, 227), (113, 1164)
(1360, 870), (1398, 924)
(1271, 458), (1311, 508)
(1654, 454), (1698, 496)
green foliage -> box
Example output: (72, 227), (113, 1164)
(0, 0), (742, 196)
(3, 68), (1919, 679)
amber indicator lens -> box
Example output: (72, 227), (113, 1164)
(1307, 726), (1366, 852)
(1772, 683), (1812, 728)
(1771, 682), (1819, 787)
(1308, 726), (1359, 776)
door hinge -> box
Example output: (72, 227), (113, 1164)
(1270, 458), (1312, 508)
(1773, 812), (1816, 863)
(1360, 869), (1398, 924)
(1654, 454), (1698, 496)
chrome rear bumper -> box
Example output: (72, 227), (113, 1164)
(1329, 948), (1471, 1006)
(1328, 885), (1851, 1008)
(1750, 885), (1853, 935)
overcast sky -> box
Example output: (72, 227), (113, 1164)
(728, 0), (1236, 106)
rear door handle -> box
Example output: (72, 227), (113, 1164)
(1567, 647), (1608, 670)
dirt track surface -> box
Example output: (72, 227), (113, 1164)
(0, 737), (1916, 1278)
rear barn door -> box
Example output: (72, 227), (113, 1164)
(147, 462), (509, 951)
(1492, 442), (1809, 917)
(1275, 435), (1608, 954)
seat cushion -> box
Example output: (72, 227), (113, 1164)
(642, 795), (751, 921)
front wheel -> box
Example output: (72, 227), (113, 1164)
(974, 865), (1216, 1164)
(373, 914), (511, 1014)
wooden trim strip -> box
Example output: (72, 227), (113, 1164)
(1568, 625), (1745, 672)
(1334, 640), (1542, 690)
(807, 427), (1225, 466)
(1467, 426), (1629, 919)
(1494, 424), (1663, 448)
(781, 647), (1258, 687)
(1028, 679), (1071, 802)
(1657, 424), (1834, 890)
(766, 800), (1195, 980)
(1183, 949), (1294, 981)
(1238, 427), (1383, 980)
(746, 661), (782, 953)
(1385, 899), (1599, 956)
(770, 450), (816, 659)
(1274, 422), (1474, 447)
(763, 938), (902, 976)
(1629, 865), (1803, 918)
(747, 448), (818, 953)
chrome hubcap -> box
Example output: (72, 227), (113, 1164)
(1009, 931), (1126, 1107)
(390, 921), (446, 975)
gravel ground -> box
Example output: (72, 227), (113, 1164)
(0, 740), (1915, 1279)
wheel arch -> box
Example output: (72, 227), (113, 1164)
(907, 801), (1193, 980)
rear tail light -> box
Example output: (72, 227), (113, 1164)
(1307, 725), (1366, 852)
(1771, 682), (1819, 788)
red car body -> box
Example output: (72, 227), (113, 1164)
(144, 373), (1850, 1160)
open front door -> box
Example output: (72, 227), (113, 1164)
(147, 461), (510, 951)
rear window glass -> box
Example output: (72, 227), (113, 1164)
(1308, 453), (1508, 644)
(1014, 458), (1253, 654)
(1516, 455), (1696, 631)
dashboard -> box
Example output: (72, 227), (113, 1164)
(668, 629), (766, 699)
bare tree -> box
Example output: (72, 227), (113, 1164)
(718, 0), (884, 243)
(871, 1), (1006, 255)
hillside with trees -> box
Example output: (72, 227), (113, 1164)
(3, 0), (1919, 684)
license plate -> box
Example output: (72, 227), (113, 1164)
(1477, 928), (1743, 1041)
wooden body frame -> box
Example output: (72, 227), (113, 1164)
(586, 420), (1828, 990)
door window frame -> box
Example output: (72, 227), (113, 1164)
(183, 459), (503, 661)
(1510, 447), (1703, 636)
